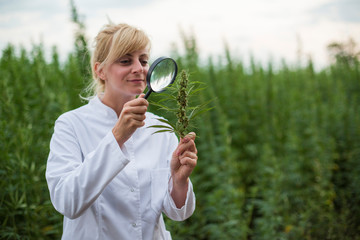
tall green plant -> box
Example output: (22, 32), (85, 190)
(70, 0), (91, 81)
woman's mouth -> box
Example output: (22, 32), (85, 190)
(128, 79), (144, 84)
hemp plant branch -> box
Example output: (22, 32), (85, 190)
(148, 70), (212, 139)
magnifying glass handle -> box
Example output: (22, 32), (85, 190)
(144, 89), (152, 99)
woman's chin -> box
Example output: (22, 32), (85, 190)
(131, 88), (146, 96)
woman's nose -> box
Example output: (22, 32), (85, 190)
(132, 60), (143, 73)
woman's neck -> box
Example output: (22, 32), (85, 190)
(100, 92), (135, 117)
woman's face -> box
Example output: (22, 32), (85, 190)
(103, 49), (149, 98)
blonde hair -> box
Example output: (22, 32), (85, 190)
(86, 23), (151, 97)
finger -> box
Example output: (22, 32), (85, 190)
(183, 139), (197, 154)
(180, 132), (196, 144)
(137, 93), (145, 98)
(130, 113), (146, 122)
(179, 156), (197, 169)
(186, 132), (196, 141)
(134, 98), (149, 107)
(120, 110), (146, 123)
(180, 151), (198, 162)
(126, 97), (149, 108)
(127, 105), (148, 114)
(136, 94), (149, 106)
(128, 117), (146, 127)
(176, 139), (197, 156)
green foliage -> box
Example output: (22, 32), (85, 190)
(327, 37), (360, 67)
(162, 33), (360, 240)
(0, 44), (83, 239)
(1, 9), (360, 239)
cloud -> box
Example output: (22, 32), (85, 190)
(312, 0), (360, 22)
(0, 0), (67, 16)
(0, 0), (73, 61)
(63, 0), (360, 69)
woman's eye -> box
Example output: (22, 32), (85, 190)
(141, 60), (148, 66)
(116, 59), (131, 65)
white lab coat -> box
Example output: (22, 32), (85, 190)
(46, 96), (195, 239)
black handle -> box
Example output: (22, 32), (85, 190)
(144, 89), (152, 99)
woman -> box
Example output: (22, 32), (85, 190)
(46, 23), (197, 240)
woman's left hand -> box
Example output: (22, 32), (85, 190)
(171, 132), (198, 190)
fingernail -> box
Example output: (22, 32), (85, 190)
(187, 132), (195, 139)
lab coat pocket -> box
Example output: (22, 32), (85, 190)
(150, 168), (169, 214)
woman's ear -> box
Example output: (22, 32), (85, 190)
(94, 62), (106, 80)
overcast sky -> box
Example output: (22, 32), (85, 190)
(0, 0), (359, 69)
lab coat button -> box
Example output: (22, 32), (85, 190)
(132, 223), (137, 227)
(130, 188), (134, 192)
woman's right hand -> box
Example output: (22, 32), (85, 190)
(112, 94), (148, 146)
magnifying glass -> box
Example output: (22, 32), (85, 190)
(144, 57), (178, 99)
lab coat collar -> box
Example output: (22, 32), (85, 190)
(89, 95), (118, 120)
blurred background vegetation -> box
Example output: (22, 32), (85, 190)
(1, 2), (359, 240)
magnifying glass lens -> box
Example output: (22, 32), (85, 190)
(144, 57), (177, 99)
(150, 58), (177, 92)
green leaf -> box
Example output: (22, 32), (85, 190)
(150, 129), (175, 135)
(149, 102), (176, 112)
(189, 87), (206, 95)
(147, 124), (174, 130)
(190, 107), (214, 120)
(187, 99), (214, 120)
(155, 118), (177, 130)
(187, 105), (200, 120)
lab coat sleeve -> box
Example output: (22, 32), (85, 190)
(163, 178), (196, 221)
(45, 114), (130, 219)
